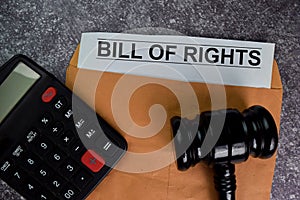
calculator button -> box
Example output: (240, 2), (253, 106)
(95, 136), (118, 157)
(64, 107), (73, 120)
(22, 178), (41, 197)
(35, 164), (54, 182)
(60, 185), (79, 200)
(60, 130), (75, 146)
(42, 87), (57, 103)
(54, 97), (67, 112)
(40, 113), (53, 127)
(3, 165), (27, 188)
(11, 144), (26, 160)
(47, 174), (66, 193)
(10, 167), (27, 185)
(70, 140), (85, 159)
(73, 169), (93, 189)
(47, 150), (66, 169)
(59, 160), (79, 179)
(0, 159), (15, 182)
(82, 126), (100, 142)
(37, 189), (56, 200)
(50, 122), (64, 136)
(74, 116), (87, 130)
(35, 136), (53, 156)
(21, 153), (41, 171)
(25, 129), (39, 144)
(0, 159), (14, 180)
(81, 150), (105, 173)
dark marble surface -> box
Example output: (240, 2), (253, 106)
(0, 0), (299, 199)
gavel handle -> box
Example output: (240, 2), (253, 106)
(213, 163), (236, 200)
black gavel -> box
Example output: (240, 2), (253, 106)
(171, 105), (278, 200)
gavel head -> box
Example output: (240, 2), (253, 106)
(171, 105), (278, 171)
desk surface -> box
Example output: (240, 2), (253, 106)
(0, 0), (299, 199)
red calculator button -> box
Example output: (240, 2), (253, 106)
(81, 150), (105, 173)
(42, 87), (57, 103)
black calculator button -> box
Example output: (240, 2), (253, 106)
(59, 160), (79, 179)
(10, 167), (27, 185)
(50, 122), (64, 136)
(47, 150), (66, 169)
(25, 129), (39, 144)
(3, 165), (27, 188)
(47, 174), (66, 193)
(22, 178), (41, 197)
(35, 136), (54, 156)
(0, 159), (14, 179)
(60, 185), (79, 200)
(11, 144), (26, 158)
(64, 107), (73, 120)
(73, 169), (93, 189)
(21, 153), (41, 171)
(37, 189), (57, 200)
(35, 164), (54, 182)
(70, 140), (85, 159)
(42, 87), (57, 103)
(11, 144), (27, 162)
(60, 130), (75, 146)
(40, 113), (53, 127)
(54, 97), (67, 112)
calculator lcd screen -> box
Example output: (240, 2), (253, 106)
(0, 62), (40, 123)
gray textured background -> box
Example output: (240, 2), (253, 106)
(0, 0), (299, 199)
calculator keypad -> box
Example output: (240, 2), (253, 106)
(0, 86), (123, 200)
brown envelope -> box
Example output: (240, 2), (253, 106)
(66, 45), (282, 200)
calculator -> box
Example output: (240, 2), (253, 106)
(0, 55), (128, 200)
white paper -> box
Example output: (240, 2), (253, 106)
(78, 32), (275, 88)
